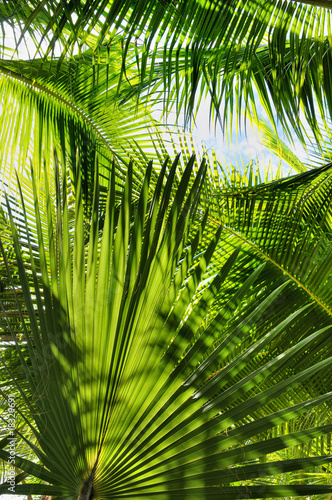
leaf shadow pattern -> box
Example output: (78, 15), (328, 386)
(0, 156), (332, 499)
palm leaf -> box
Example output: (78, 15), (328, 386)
(0, 44), (168, 208)
(2, 0), (331, 139)
(0, 153), (331, 498)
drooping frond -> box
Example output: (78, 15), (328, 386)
(2, 0), (332, 139)
(0, 40), (170, 215)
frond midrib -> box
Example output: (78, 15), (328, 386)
(0, 65), (114, 157)
(209, 217), (332, 317)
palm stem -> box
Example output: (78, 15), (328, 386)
(77, 460), (98, 500)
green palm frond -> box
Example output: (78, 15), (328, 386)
(253, 120), (307, 174)
(173, 153), (332, 416)
(0, 42), (169, 211)
(2, 1), (332, 498)
(0, 154), (332, 498)
(2, 0), (332, 139)
(211, 162), (332, 310)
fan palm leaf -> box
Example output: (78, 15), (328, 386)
(0, 153), (331, 498)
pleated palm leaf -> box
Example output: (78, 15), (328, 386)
(0, 152), (332, 498)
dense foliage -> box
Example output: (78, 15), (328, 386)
(0, 1), (332, 499)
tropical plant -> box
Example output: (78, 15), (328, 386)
(1, 1), (332, 499)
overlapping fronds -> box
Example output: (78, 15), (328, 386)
(193, 161), (332, 411)
(1, 1), (332, 498)
(2, 0), (332, 140)
(0, 39), (170, 214)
